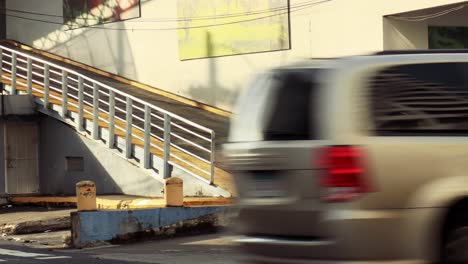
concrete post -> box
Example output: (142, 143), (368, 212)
(76, 181), (97, 211)
(164, 177), (183, 207)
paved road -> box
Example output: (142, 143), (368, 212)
(0, 233), (243, 264)
(0, 240), (150, 263)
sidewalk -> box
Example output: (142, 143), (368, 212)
(0, 195), (235, 249)
(0, 206), (73, 235)
(0, 206), (73, 249)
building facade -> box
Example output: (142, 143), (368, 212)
(5, 0), (468, 111)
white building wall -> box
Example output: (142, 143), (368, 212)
(384, 6), (468, 50)
(5, 0), (468, 111)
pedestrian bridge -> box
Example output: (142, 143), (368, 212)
(0, 40), (234, 198)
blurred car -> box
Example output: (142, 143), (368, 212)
(223, 50), (468, 264)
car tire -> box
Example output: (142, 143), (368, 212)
(443, 226), (468, 263)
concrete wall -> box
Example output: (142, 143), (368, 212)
(0, 119), (4, 195)
(72, 206), (225, 248)
(5, 0), (468, 111)
(384, 6), (468, 50)
(39, 115), (164, 196)
(0, 0), (5, 40)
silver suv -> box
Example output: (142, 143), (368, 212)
(224, 51), (468, 264)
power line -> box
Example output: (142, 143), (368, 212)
(2, 0), (331, 31)
(0, 7), (62, 18)
(90, 6), (296, 31)
(0, 0), (325, 23)
(129, 0), (323, 22)
(1, 0), (310, 22)
(3, 13), (64, 26)
(387, 4), (466, 22)
(91, 1), (330, 31)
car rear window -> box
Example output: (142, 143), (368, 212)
(263, 69), (321, 140)
(370, 62), (468, 135)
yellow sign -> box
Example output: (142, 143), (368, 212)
(178, 0), (290, 60)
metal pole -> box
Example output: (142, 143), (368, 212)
(26, 58), (32, 95)
(43, 64), (49, 108)
(142, 105), (151, 169)
(10, 53), (16, 94)
(162, 113), (171, 179)
(108, 90), (115, 148)
(77, 76), (84, 131)
(124, 97), (133, 159)
(210, 131), (215, 185)
(92, 83), (99, 140)
(0, 48), (3, 91)
(61, 71), (68, 118)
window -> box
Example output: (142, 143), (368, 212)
(263, 69), (321, 140)
(66, 156), (84, 172)
(429, 26), (468, 49)
(370, 62), (468, 135)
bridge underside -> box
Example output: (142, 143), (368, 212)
(0, 94), (233, 197)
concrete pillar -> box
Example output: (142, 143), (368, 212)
(164, 177), (183, 207)
(76, 181), (97, 211)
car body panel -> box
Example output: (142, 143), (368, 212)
(224, 52), (468, 263)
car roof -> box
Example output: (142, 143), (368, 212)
(277, 49), (468, 70)
(374, 49), (468, 55)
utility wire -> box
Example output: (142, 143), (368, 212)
(2, 13), (64, 26)
(0, 7), (62, 18)
(131, 0), (321, 22)
(126, 0), (325, 22)
(0, 0), (301, 21)
(0, 0), (327, 23)
(388, 4), (466, 22)
(90, 0), (330, 31)
(1, 0), (331, 31)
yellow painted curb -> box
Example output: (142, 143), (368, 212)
(10, 196), (77, 204)
(10, 196), (234, 210)
(2, 39), (233, 118)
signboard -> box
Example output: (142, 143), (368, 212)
(178, 0), (291, 60)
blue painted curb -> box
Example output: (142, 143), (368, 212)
(71, 206), (226, 247)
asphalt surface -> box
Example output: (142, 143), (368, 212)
(0, 232), (243, 264)
(0, 240), (139, 263)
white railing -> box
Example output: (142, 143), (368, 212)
(0, 45), (216, 185)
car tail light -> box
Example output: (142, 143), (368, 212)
(316, 146), (371, 202)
